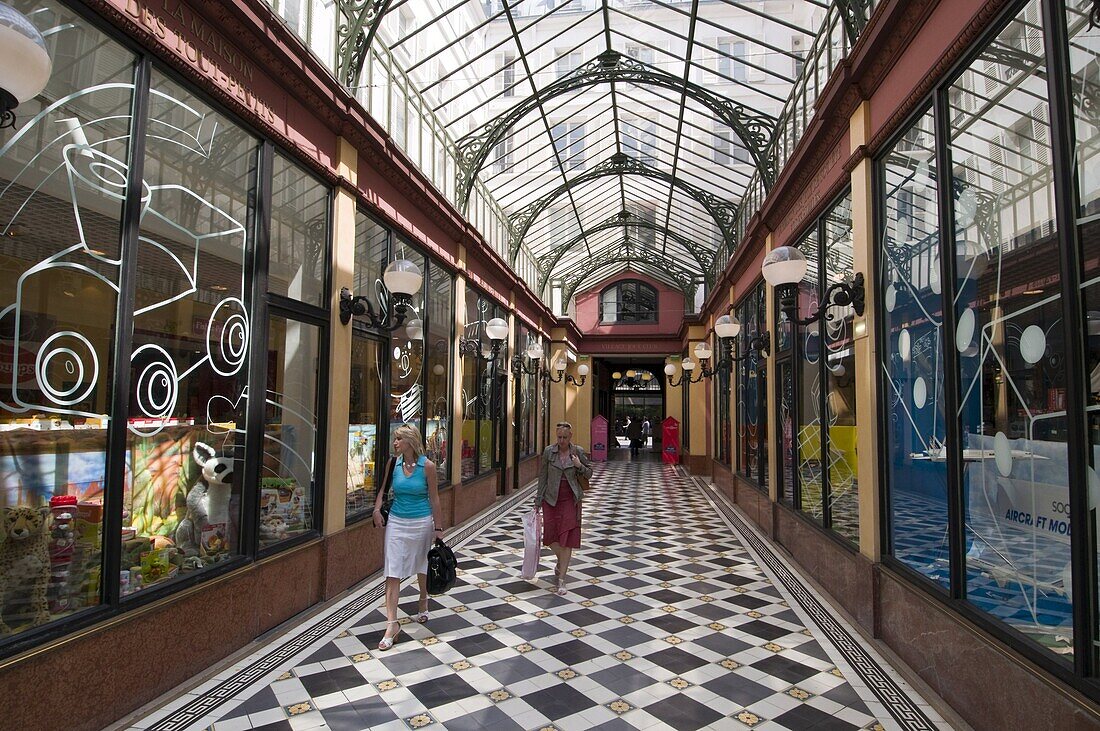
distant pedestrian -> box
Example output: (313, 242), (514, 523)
(626, 417), (642, 457)
(641, 416), (651, 448)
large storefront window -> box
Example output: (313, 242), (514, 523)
(346, 212), (389, 520)
(0, 1), (334, 644)
(260, 316), (321, 549)
(260, 153), (329, 548)
(388, 242), (426, 437)
(127, 69), (258, 589)
(879, 0), (1098, 671)
(796, 227), (822, 525)
(881, 109), (948, 586)
(823, 198), (858, 543)
(0, 1), (136, 631)
(714, 330), (731, 465)
(517, 323), (538, 459)
(735, 282), (767, 487)
(779, 194), (858, 545)
(460, 288), (506, 480)
(347, 334), (382, 520)
(1066, 0), (1100, 666)
(426, 266), (452, 483)
(946, 7), (1068, 654)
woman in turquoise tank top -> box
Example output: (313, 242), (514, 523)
(373, 424), (444, 650)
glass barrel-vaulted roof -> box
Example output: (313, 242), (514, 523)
(338, 0), (840, 302)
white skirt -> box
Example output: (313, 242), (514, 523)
(383, 515), (435, 579)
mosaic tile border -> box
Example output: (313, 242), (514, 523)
(143, 484), (537, 731)
(694, 475), (939, 731)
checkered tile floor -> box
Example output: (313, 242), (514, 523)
(131, 462), (954, 731)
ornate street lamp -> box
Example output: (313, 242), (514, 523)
(340, 259), (423, 329)
(0, 4), (52, 129)
(761, 246), (865, 325)
(546, 360), (588, 386)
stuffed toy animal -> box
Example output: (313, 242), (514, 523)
(193, 442), (235, 553)
(259, 514), (288, 542)
(174, 481), (208, 558)
(0, 506), (52, 634)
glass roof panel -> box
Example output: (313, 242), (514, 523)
(356, 0), (831, 298)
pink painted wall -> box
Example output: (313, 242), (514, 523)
(574, 270), (685, 336)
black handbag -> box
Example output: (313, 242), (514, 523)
(426, 538), (457, 595)
(377, 455), (396, 525)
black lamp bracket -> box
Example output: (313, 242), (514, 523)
(0, 89), (18, 130)
(778, 272), (865, 327)
(339, 287), (411, 331)
(510, 353), (541, 377)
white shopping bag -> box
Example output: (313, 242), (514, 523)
(521, 509), (541, 580)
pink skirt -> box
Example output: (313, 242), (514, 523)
(542, 477), (581, 548)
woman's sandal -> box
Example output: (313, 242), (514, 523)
(416, 598), (429, 624)
(556, 570), (568, 596)
(378, 620), (401, 651)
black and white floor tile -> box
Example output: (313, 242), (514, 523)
(128, 462), (955, 731)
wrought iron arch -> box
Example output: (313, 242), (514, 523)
(510, 153), (739, 263)
(336, 0), (394, 88)
(458, 50), (776, 208)
(560, 249), (697, 306)
(536, 210), (714, 294)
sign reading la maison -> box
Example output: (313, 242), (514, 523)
(121, 0), (280, 127)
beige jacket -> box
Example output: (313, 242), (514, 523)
(534, 444), (593, 509)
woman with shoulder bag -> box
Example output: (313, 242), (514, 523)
(533, 421), (593, 595)
(373, 424), (444, 650)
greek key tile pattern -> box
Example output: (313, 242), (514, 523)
(131, 462), (953, 731)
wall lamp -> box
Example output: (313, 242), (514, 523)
(546, 359), (588, 386)
(459, 317), (510, 361)
(511, 343), (544, 377)
(710, 315), (770, 372)
(761, 246), (865, 325)
(0, 5), (52, 129)
(664, 360), (704, 388)
(340, 259), (423, 328)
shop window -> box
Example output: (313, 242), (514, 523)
(388, 243), (426, 437)
(735, 283), (768, 488)
(778, 197), (857, 544)
(460, 289), (505, 480)
(946, 3), (1067, 656)
(822, 197), (858, 543)
(794, 227), (823, 525)
(880, 110), (949, 587)
(714, 332), (731, 466)
(425, 267), (452, 483)
(125, 69), (259, 592)
(600, 280), (658, 323)
(877, 0), (1092, 667)
(269, 155), (329, 308)
(1066, 0), (1100, 663)
(347, 334), (382, 521)
(259, 317), (321, 549)
(0, 1), (137, 631)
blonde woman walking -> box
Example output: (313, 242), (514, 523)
(373, 424), (444, 650)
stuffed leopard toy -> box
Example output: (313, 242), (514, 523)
(0, 506), (52, 634)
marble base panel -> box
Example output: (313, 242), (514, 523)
(0, 541), (325, 731)
(455, 472), (500, 523)
(877, 568), (1100, 731)
(712, 459), (732, 493)
(774, 506), (875, 631)
(322, 516), (385, 598)
(734, 475), (774, 539)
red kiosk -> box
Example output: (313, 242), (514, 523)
(661, 417), (680, 464)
